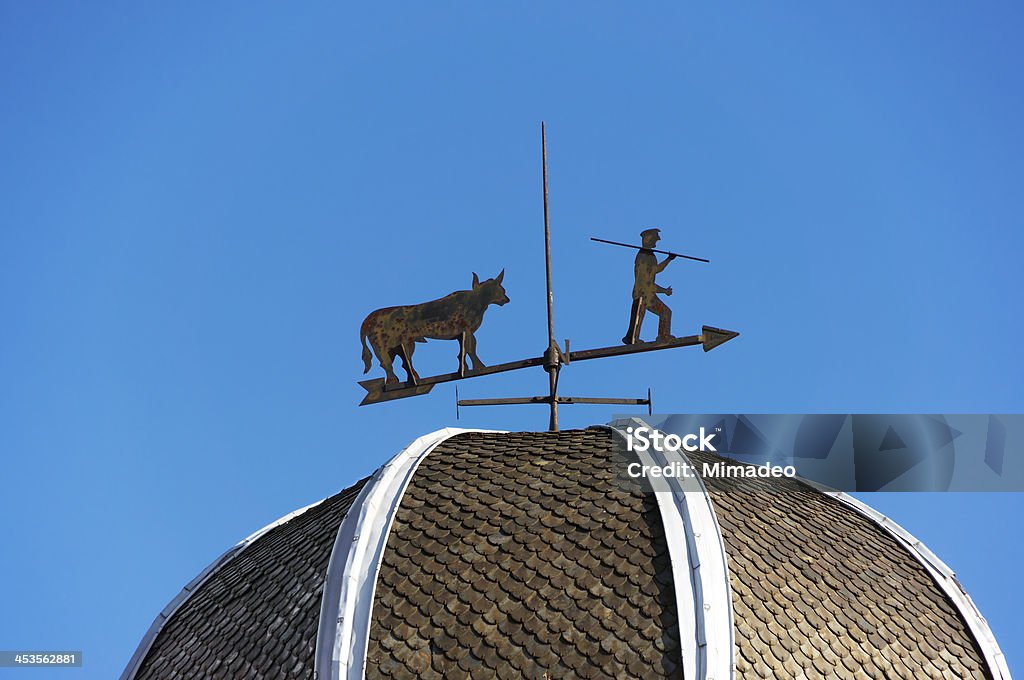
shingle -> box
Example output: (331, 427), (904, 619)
(686, 447), (992, 680)
(365, 429), (682, 679)
(130, 428), (998, 679)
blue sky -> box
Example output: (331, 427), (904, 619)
(1, 3), (1022, 677)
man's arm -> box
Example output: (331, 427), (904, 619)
(656, 254), (676, 273)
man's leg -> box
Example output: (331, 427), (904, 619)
(623, 297), (645, 345)
(647, 296), (673, 341)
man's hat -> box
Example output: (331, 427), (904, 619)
(640, 228), (661, 239)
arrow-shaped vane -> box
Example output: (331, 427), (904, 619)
(358, 325), (739, 405)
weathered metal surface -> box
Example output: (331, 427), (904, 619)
(361, 326), (738, 406)
(701, 325), (740, 352)
(570, 325), (739, 362)
(357, 382), (434, 406)
(359, 270), (509, 385)
(457, 395), (650, 407)
(541, 122), (559, 431)
(591, 236), (711, 263)
(359, 355), (545, 406)
(621, 228), (677, 344)
(570, 333), (701, 362)
(354, 125), (740, 428)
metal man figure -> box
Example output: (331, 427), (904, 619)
(622, 228), (676, 345)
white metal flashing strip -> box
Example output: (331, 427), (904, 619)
(629, 438), (699, 680)
(314, 427), (502, 680)
(120, 497), (328, 680)
(608, 419), (735, 680)
(823, 489), (1011, 680)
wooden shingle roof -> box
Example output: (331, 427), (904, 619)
(367, 430), (681, 678)
(688, 447), (992, 679)
(124, 427), (1004, 679)
(130, 481), (368, 679)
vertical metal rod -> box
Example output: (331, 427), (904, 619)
(541, 122), (559, 431)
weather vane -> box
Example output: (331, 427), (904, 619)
(357, 123), (739, 431)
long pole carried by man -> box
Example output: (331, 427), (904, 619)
(589, 237), (710, 264)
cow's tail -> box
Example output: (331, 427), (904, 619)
(360, 323), (373, 374)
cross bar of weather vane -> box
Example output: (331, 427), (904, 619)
(458, 396), (649, 406)
(359, 327), (739, 406)
(358, 355), (546, 406)
(456, 388), (654, 417)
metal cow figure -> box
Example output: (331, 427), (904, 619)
(360, 270), (510, 385)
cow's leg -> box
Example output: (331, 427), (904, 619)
(465, 332), (486, 369)
(387, 348), (408, 384)
(396, 342), (419, 385)
(404, 343), (419, 382)
(377, 343), (400, 385)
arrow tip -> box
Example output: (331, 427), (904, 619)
(701, 325), (740, 352)
(359, 378), (435, 405)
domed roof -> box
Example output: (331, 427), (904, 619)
(122, 424), (1009, 679)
